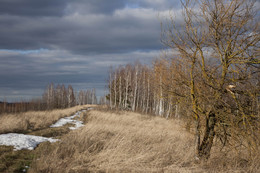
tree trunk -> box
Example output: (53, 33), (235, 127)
(146, 78), (150, 114)
(195, 118), (201, 160)
(175, 104), (179, 118)
(114, 72), (117, 108)
(124, 72), (129, 109)
(158, 76), (164, 116)
(119, 75), (122, 108)
(109, 72), (112, 109)
(198, 111), (216, 160)
(166, 100), (171, 119)
(132, 67), (138, 111)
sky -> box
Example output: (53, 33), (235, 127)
(0, 0), (182, 101)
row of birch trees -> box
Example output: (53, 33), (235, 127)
(0, 83), (97, 114)
(41, 83), (98, 109)
(107, 0), (259, 161)
(107, 61), (189, 119)
(77, 89), (97, 105)
(42, 83), (76, 109)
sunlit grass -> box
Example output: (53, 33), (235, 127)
(0, 105), (92, 134)
(29, 109), (260, 172)
(0, 106), (259, 172)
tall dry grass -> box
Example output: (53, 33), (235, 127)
(29, 109), (260, 173)
(0, 105), (92, 134)
(29, 110), (200, 172)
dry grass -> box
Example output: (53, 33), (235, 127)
(0, 105), (91, 134)
(0, 105), (94, 172)
(28, 109), (260, 173)
(205, 141), (260, 173)
(29, 110), (200, 172)
(1, 106), (257, 172)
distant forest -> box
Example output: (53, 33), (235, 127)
(0, 83), (97, 114)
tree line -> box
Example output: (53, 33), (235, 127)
(0, 83), (97, 114)
(107, 61), (190, 118)
(107, 0), (259, 161)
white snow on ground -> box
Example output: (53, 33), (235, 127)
(0, 133), (59, 150)
(50, 109), (87, 130)
(0, 109), (89, 150)
(69, 121), (84, 130)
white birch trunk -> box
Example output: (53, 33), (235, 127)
(109, 72), (112, 109)
(142, 71), (146, 112)
(132, 66), (138, 111)
(158, 76), (164, 116)
(146, 78), (150, 114)
(125, 71), (129, 109)
(119, 75), (122, 108)
(114, 72), (117, 108)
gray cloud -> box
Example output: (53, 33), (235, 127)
(0, 0), (68, 17)
(65, 0), (127, 15)
(0, 0), (178, 101)
(0, 8), (163, 53)
(129, 0), (180, 10)
(0, 49), (160, 100)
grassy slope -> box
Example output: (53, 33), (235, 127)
(0, 107), (259, 172)
(28, 110), (197, 172)
(29, 109), (259, 173)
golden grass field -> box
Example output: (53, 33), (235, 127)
(0, 106), (259, 172)
(0, 105), (91, 134)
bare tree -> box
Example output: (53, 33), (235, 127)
(163, 0), (259, 160)
(132, 64), (139, 111)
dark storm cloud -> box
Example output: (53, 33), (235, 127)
(0, 0), (68, 17)
(0, 0), (178, 101)
(0, 8), (163, 53)
(0, 15), (74, 50)
(0, 49), (160, 100)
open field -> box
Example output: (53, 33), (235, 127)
(0, 105), (92, 172)
(0, 105), (92, 134)
(29, 108), (260, 172)
(0, 106), (259, 172)
(29, 109), (197, 172)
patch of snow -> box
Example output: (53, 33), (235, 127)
(69, 121), (84, 130)
(0, 133), (59, 150)
(0, 109), (91, 151)
(50, 109), (87, 130)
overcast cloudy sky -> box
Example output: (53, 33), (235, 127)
(0, 0), (182, 101)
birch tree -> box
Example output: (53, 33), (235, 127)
(132, 64), (139, 111)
